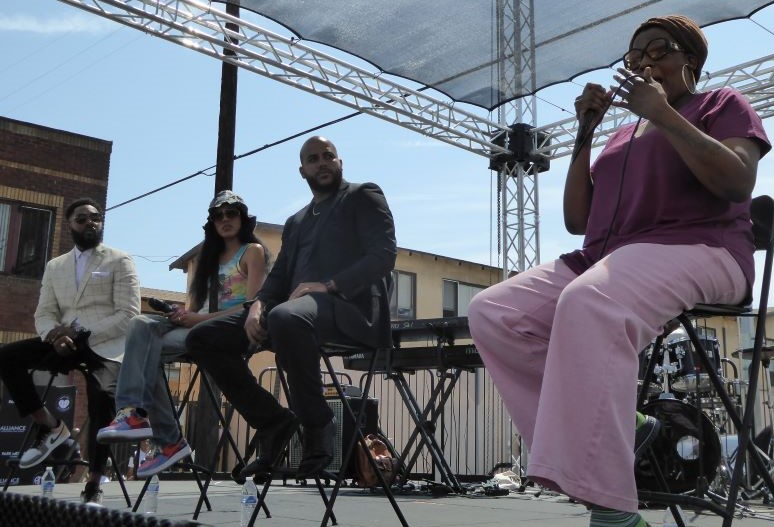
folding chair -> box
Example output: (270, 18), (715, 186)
(317, 342), (409, 527)
(244, 344), (407, 527)
(246, 364), (361, 526)
(130, 362), (215, 519)
(1, 366), (131, 507)
(637, 195), (774, 527)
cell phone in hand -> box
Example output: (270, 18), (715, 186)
(148, 297), (174, 313)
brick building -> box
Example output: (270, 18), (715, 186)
(0, 116), (112, 484)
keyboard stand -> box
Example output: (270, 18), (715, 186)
(387, 366), (465, 492)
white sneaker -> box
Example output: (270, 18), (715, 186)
(19, 421), (70, 469)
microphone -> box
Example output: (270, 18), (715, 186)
(570, 73), (639, 164)
(148, 297), (174, 313)
(571, 111), (598, 163)
(578, 109), (598, 138)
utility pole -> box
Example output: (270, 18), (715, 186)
(195, 0), (240, 473)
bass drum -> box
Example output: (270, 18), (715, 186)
(635, 399), (721, 493)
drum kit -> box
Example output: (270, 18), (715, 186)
(634, 327), (773, 501)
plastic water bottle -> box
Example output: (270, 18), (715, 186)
(240, 479), (258, 527)
(40, 466), (55, 498)
(144, 474), (160, 514)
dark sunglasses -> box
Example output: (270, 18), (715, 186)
(623, 38), (682, 70)
(71, 213), (103, 225)
(209, 208), (241, 222)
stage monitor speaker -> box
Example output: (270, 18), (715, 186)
(286, 397), (378, 477)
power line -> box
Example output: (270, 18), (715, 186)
(107, 80), (437, 211)
(7, 32), (144, 113)
(0, 26), (125, 105)
(106, 110), (362, 211)
(131, 254), (180, 263)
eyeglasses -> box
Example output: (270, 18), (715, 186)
(209, 208), (241, 222)
(623, 38), (682, 70)
(71, 213), (103, 225)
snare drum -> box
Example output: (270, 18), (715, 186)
(665, 329), (722, 393)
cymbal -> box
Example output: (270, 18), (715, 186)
(731, 346), (774, 359)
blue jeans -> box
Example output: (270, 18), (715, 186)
(115, 314), (188, 445)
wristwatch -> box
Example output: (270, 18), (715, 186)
(324, 280), (337, 294)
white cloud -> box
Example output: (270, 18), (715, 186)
(0, 13), (111, 34)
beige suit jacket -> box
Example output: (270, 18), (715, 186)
(34, 243), (141, 362)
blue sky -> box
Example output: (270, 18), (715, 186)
(2, 1), (774, 300)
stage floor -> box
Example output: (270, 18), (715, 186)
(6, 478), (774, 526)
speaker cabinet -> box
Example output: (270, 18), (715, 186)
(287, 397), (378, 477)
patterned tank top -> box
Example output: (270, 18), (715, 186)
(217, 244), (250, 310)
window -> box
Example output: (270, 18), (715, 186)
(389, 270), (416, 320)
(0, 201), (53, 279)
(443, 279), (485, 317)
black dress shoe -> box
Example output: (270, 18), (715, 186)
(240, 410), (299, 478)
(296, 418), (336, 478)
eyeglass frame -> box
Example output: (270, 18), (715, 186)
(623, 37), (683, 70)
(71, 213), (103, 225)
(209, 207), (241, 222)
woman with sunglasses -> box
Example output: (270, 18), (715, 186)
(468, 15), (769, 527)
(97, 190), (269, 478)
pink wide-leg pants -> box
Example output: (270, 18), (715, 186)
(467, 243), (747, 511)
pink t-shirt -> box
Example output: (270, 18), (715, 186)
(561, 87), (771, 292)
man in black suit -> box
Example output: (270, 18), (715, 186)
(186, 136), (396, 478)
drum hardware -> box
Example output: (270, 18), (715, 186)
(732, 347), (774, 458)
(731, 346), (774, 361)
(666, 330), (723, 394)
(638, 327), (774, 521)
(636, 335), (721, 494)
(739, 426), (774, 502)
(637, 331), (731, 508)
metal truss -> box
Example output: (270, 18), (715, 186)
(55, 0), (774, 276)
(498, 0), (539, 276)
(57, 0), (774, 479)
(57, 0), (543, 276)
(536, 54), (774, 158)
(56, 0), (510, 158)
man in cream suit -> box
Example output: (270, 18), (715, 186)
(0, 197), (140, 504)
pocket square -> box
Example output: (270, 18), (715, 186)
(91, 271), (111, 277)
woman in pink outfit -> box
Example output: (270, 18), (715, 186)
(468, 14), (770, 527)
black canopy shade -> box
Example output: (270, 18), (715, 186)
(223, 1), (774, 110)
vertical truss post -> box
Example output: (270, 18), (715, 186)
(497, 0), (539, 278)
(492, 0), (541, 479)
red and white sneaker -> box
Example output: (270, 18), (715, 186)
(137, 438), (191, 478)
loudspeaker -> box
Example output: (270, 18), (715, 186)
(287, 397), (378, 477)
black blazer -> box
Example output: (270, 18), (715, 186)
(256, 181), (397, 347)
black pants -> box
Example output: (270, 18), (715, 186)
(186, 293), (361, 428)
(0, 337), (119, 473)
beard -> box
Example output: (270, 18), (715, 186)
(70, 227), (103, 250)
(304, 167), (343, 194)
